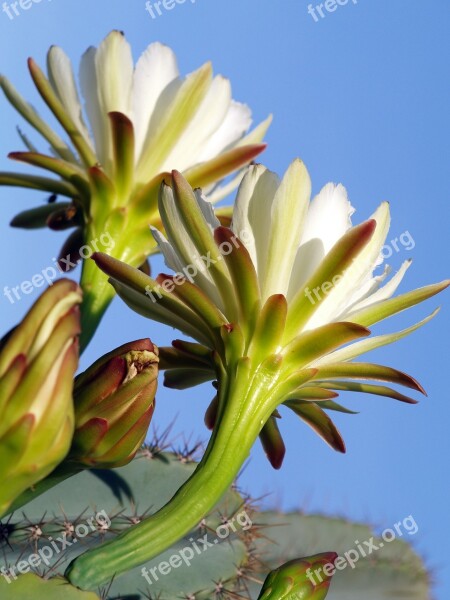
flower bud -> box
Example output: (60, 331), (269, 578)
(257, 553), (338, 600)
(70, 339), (159, 468)
(0, 279), (81, 516)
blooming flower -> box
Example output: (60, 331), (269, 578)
(68, 163), (448, 587)
(0, 31), (270, 345)
(94, 162), (448, 457)
(0, 280), (81, 517)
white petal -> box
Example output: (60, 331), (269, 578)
(79, 46), (108, 166)
(206, 170), (247, 205)
(150, 227), (185, 273)
(204, 115), (273, 204)
(160, 75), (232, 172)
(343, 259), (412, 316)
(303, 183), (355, 253)
(194, 189), (221, 229)
(89, 31), (134, 171)
(47, 46), (94, 151)
(197, 100), (252, 162)
(262, 159), (311, 300)
(136, 64), (210, 181)
(235, 114), (273, 147)
(342, 264), (392, 311)
(231, 164), (280, 276)
(158, 184), (224, 309)
(287, 183), (354, 299)
(303, 201), (391, 330)
(132, 42), (179, 160)
(95, 31), (134, 114)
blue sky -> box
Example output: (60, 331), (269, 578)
(0, 0), (449, 597)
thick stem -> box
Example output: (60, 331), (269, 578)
(79, 257), (116, 352)
(66, 362), (276, 589)
(79, 217), (130, 352)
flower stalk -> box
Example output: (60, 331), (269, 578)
(67, 355), (303, 587)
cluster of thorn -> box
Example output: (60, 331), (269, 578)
(0, 437), (279, 599)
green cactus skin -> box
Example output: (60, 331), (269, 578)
(248, 512), (431, 600)
(0, 574), (100, 600)
(65, 361), (280, 589)
(1, 448), (255, 600)
(1, 445), (432, 600)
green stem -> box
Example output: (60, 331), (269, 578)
(66, 360), (277, 589)
(79, 256), (116, 352)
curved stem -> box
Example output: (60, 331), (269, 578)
(66, 360), (277, 589)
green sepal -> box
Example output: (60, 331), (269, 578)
(319, 400), (359, 414)
(346, 281), (450, 327)
(249, 294), (288, 366)
(0, 74), (75, 162)
(171, 170), (237, 317)
(157, 273), (228, 333)
(283, 322), (370, 370)
(313, 362), (426, 395)
(92, 253), (211, 343)
(10, 202), (70, 229)
(319, 381), (419, 404)
(0, 279), (81, 375)
(0, 414), (34, 476)
(185, 143), (267, 189)
(214, 225), (261, 334)
(109, 111), (135, 198)
(285, 400), (346, 453)
(259, 414), (286, 470)
(27, 58), (96, 166)
(0, 171), (78, 196)
(164, 367), (215, 390)
(8, 151), (89, 196)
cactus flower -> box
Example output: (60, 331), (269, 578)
(0, 31), (270, 347)
(67, 165), (448, 588)
(257, 553), (337, 600)
(70, 339), (159, 468)
(0, 279), (81, 517)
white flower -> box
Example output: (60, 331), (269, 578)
(1, 30), (270, 202)
(0, 31), (271, 345)
(94, 165), (448, 456)
(231, 160), (402, 332)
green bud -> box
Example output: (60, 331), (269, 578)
(0, 279), (82, 516)
(70, 339), (159, 468)
(257, 553), (338, 600)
